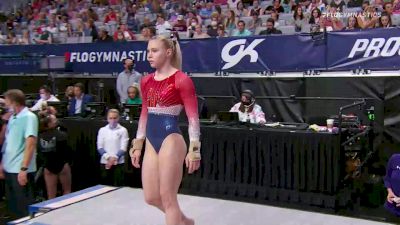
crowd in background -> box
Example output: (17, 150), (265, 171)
(0, 0), (399, 45)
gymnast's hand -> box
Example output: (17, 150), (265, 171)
(185, 156), (200, 174)
(185, 140), (201, 174)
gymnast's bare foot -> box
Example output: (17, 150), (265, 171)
(183, 217), (194, 225)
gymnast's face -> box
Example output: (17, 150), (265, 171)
(147, 39), (172, 69)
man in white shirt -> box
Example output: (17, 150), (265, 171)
(30, 85), (59, 111)
(230, 90), (266, 124)
(97, 109), (129, 186)
(116, 59), (142, 104)
(155, 13), (172, 36)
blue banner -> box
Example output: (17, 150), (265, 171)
(219, 35), (326, 72)
(1, 28), (399, 74)
(327, 27), (400, 71)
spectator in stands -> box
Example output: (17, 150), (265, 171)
(97, 29), (113, 42)
(309, 8), (322, 25)
(155, 13), (172, 36)
(68, 83), (94, 116)
(394, 0), (400, 13)
(139, 17), (154, 31)
(228, 0), (241, 9)
(320, 6), (344, 31)
(343, 16), (360, 30)
(379, 12), (394, 27)
(232, 20), (252, 36)
(217, 25), (228, 37)
(17, 30), (31, 45)
(291, 6), (309, 32)
(138, 26), (153, 41)
(126, 5), (139, 32)
(104, 7), (118, 23)
(265, 0), (285, 14)
(84, 20), (99, 41)
(207, 17), (220, 37)
(214, 5), (225, 24)
(384, 2), (394, 15)
(30, 85), (60, 112)
(199, 2), (214, 20)
(126, 86), (142, 104)
(46, 22), (58, 36)
(229, 90), (266, 124)
(357, 6), (379, 29)
(5, 32), (18, 45)
(97, 109), (129, 186)
(330, 0), (346, 12)
(259, 18), (283, 34)
(173, 15), (188, 32)
(38, 112), (71, 199)
(115, 31), (127, 42)
(361, 0), (370, 10)
(1, 89), (38, 218)
(248, 12), (262, 33)
(117, 59), (142, 104)
(235, 1), (249, 17)
(347, 0), (364, 7)
(281, 0), (293, 13)
(225, 10), (238, 35)
(34, 29), (52, 44)
(248, 0), (264, 16)
(190, 24), (210, 39)
(186, 11), (203, 27)
(88, 8), (99, 21)
(271, 11), (281, 27)
(113, 24), (135, 41)
(307, 0), (323, 13)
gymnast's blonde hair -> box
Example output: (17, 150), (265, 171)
(150, 35), (182, 71)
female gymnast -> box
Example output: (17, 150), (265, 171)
(129, 35), (201, 225)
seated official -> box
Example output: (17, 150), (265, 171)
(229, 90), (266, 124)
(30, 85), (59, 112)
(68, 83), (94, 116)
(126, 86), (142, 105)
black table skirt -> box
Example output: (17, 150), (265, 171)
(60, 118), (343, 209)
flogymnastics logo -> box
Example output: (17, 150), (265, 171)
(221, 39), (265, 70)
(64, 50), (147, 63)
(348, 37), (400, 58)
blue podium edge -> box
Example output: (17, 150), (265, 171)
(7, 185), (119, 225)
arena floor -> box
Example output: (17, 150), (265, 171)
(6, 187), (396, 225)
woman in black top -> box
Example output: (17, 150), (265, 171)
(38, 112), (71, 199)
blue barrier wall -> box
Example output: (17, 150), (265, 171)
(0, 27), (399, 74)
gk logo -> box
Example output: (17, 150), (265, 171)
(221, 39), (265, 70)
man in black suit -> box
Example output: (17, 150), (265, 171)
(259, 18), (283, 35)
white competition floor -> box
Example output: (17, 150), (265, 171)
(13, 187), (395, 225)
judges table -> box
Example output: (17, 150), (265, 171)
(60, 118), (344, 209)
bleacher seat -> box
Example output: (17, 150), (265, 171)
(66, 36), (80, 44)
(392, 14), (400, 26)
(279, 25), (296, 34)
(82, 36), (93, 43)
(178, 32), (188, 39)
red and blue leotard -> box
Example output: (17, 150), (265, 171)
(136, 70), (200, 152)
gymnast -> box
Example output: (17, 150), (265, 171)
(129, 35), (201, 225)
